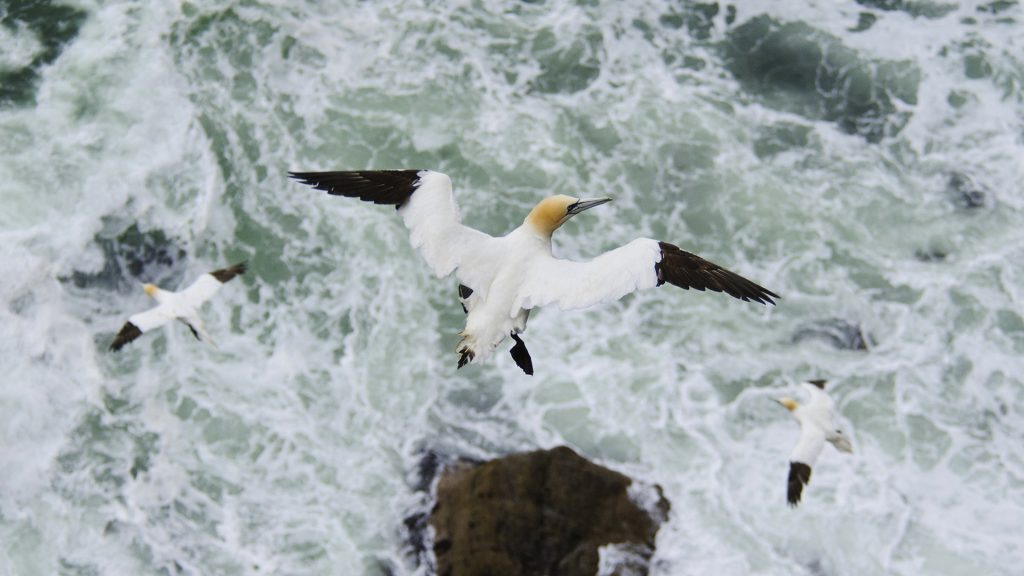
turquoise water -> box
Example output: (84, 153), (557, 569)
(1, 1), (1023, 574)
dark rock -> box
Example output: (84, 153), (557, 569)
(62, 222), (187, 293)
(948, 172), (988, 209)
(403, 448), (482, 569)
(793, 318), (873, 351)
(402, 511), (431, 569)
(420, 446), (670, 576)
(722, 15), (920, 142)
(412, 448), (444, 493)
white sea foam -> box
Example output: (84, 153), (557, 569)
(1, 1), (1022, 575)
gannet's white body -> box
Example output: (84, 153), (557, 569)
(445, 197), (665, 366)
(110, 263), (246, 351)
(290, 169), (778, 372)
(777, 379), (853, 507)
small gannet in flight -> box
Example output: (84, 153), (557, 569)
(289, 170), (779, 373)
(110, 263), (247, 351)
(776, 379), (853, 507)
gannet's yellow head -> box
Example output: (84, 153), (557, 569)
(525, 194), (611, 237)
(142, 283), (158, 298)
(776, 398), (798, 412)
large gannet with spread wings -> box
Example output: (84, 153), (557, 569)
(110, 263), (246, 351)
(289, 170), (779, 373)
(776, 379), (853, 507)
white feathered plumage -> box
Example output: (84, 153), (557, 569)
(110, 263), (246, 351)
(777, 379), (853, 507)
(290, 169), (778, 373)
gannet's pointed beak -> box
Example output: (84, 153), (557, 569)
(567, 197), (611, 215)
(775, 398), (798, 411)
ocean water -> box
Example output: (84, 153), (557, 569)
(2, 0), (1023, 574)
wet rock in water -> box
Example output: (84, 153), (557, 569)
(948, 172), (988, 209)
(722, 15), (920, 143)
(416, 446), (670, 576)
(793, 318), (874, 351)
(63, 222), (187, 293)
(403, 448), (482, 569)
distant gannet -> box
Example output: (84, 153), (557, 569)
(289, 170), (779, 373)
(110, 263), (247, 351)
(776, 379), (853, 507)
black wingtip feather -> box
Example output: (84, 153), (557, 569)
(655, 241), (780, 305)
(210, 262), (246, 284)
(787, 461), (812, 507)
(807, 379), (827, 389)
(289, 170), (425, 207)
(110, 322), (143, 352)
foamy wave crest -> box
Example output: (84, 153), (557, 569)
(1, 1), (1022, 574)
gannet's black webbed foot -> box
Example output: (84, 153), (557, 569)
(509, 333), (533, 376)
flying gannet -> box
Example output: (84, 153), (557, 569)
(110, 262), (247, 351)
(776, 379), (853, 507)
(289, 170), (779, 373)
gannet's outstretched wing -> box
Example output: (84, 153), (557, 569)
(803, 380), (854, 454)
(802, 379), (834, 415)
(787, 421), (826, 507)
(180, 262), (247, 308)
(782, 379), (854, 506)
(289, 170), (495, 288)
(514, 238), (779, 311)
(110, 306), (174, 351)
